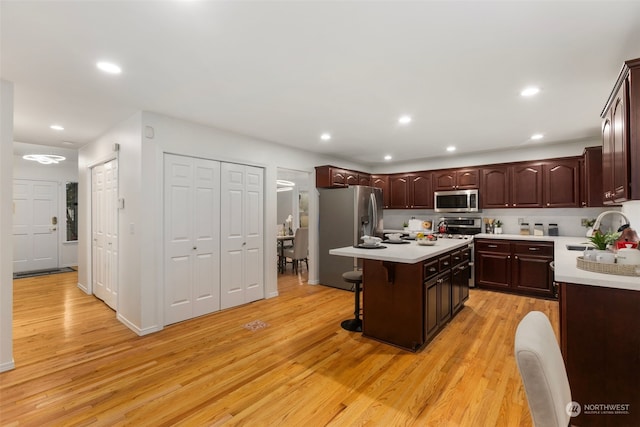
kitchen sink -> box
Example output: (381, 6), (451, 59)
(566, 244), (588, 251)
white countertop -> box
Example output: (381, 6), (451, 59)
(329, 238), (470, 264)
(476, 233), (640, 292)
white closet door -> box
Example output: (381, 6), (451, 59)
(92, 159), (118, 310)
(220, 163), (264, 309)
(12, 179), (59, 273)
(164, 154), (220, 325)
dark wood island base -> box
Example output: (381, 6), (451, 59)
(362, 245), (470, 352)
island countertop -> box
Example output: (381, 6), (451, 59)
(329, 238), (471, 264)
(475, 233), (640, 292)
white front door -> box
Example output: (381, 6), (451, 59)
(164, 154), (220, 325)
(12, 179), (59, 273)
(92, 159), (118, 310)
(220, 163), (264, 309)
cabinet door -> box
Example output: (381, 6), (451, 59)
(433, 170), (456, 191)
(438, 272), (452, 324)
(611, 84), (629, 203)
(389, 174), (410, 208)
(371, 175), (390, 208)
(602, 117), (614, 203)
(424, 278), (439, 342)
(345, 171), (359, 186)
(511, 163), (543, 208)
(451, 261), (470, 314)
(475, 246), (511, 290)
(456, 168), (479, 189)
(409, 172), (433, 208)
(358, 174), (371, 186)
(481, 166), (510, 208)
(543, 158), (580, 208)
(512, 255), (552, 297)
(582, 147), (605, 207)
(331, 168), (348, 187)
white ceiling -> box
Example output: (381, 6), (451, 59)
(2, 1), (640, 166)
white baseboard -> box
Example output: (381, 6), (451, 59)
(307, 279), (319, 285)
(116, 313), (162, 336)
(266, 291), (279, 298)
(0, 359), (15, 373)
(76, 282), (89, 294)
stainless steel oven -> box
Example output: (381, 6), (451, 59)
(436, 216), (482, 287)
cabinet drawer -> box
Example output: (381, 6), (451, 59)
(513, 242), (553, 257)
(451, 249), (464, 265)
(461, 247), (471, 262)
(424, 259), (439, 280)
(475, 240), (510, 253)
(438, 254), (452, 270)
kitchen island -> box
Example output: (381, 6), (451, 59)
(476, 233), (640, 427)
(330, 239), (471, 351)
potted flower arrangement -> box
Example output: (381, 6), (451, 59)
(586, 230), (620, 263)
(494, 220), (503, 234)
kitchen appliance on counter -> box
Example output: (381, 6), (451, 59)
(319, 186), (383, 290)
(437, 216), (482, 287)
(434, 189), (479, 213)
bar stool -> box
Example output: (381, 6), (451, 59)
(340, 270), (363, 332)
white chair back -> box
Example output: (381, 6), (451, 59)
(291, 227), (308, 260)
(515, 311), (572, 427)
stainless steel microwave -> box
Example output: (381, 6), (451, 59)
(434, 189), (479, 213)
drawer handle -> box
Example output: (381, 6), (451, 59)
(488, 244), (498, 248)
(443, 262), (449, 266)
(459, 266), (466, 271)
(429, 267), (437, 272)
(529, 247), (541, 251)
(454, 256), (461, 261)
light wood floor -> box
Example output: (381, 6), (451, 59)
(1, 269), (559, 426)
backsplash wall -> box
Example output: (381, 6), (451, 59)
(383, 207), (619, 237)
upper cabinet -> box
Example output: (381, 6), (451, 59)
(542, 158), (580, 208)
(433, 168), (479, 191)
(409, 172), (433, 209)
(371, 175), (390, 208)
(581, 146), (605, 207)
(601, 58), (640, 204)
(315, 166), (370, 189)
(389, 174), (410, 208)
(481, 163), (543, 208)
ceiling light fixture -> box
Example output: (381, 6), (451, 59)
(276, 187), (293, 192)
(320, 133), (331, 141)
(23, 154), (66, 165)
(96, 61), (122, 74)
(446, 146), (456, 152)
(398, 115), (412, 125)
(530, 133), (544, 140)
(520, 86), (540, 97)
(276, 179), (295, 187)
(50, 124), (64, 131)
(384, 155), (392, 161)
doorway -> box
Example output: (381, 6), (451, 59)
(12, 179), (59, 273)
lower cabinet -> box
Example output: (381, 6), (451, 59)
(560, 282), (640, 427)
(475, 238), (554, 298)
(362, 244), (471, 351)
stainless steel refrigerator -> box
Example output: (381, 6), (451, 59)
(319, 186), (383, 290)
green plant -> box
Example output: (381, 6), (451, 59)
(403, 221), (408, 227)
(587, 230), (621, 250)
(494, 220), (503, 228)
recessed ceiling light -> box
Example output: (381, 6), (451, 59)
(50, 124), (64, 131)
(398, 115), (412, 125)
(96, 61), (122, 74)
(23, 154), (66, 165)
(384, 155), (392, 161)
(446, 146), (456, 152)
(531, 133), (544, 140)
(320, 133), (331, 141)
(520, 86), (540, 97)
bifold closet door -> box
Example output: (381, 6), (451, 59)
(220, 163), (264, 310)
(164, 154), (220, 325)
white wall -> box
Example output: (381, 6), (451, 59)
(13, 143), (79, 267)
(78, 111), (368, 335)
(622, 200), (640, 228)
(1, 80), (15, 372)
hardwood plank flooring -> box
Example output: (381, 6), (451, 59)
(0, 270), (558, 426)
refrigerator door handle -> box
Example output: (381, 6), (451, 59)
(370, 192), (378, 236)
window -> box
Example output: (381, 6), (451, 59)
(66, 182), (78, 242)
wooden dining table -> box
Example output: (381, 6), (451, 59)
(277, 235), (295, 273)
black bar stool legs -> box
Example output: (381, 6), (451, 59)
(340, 270), (363, 332)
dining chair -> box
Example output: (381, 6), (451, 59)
(284, 227), (308, 274)
(515, 311), (573, 427)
